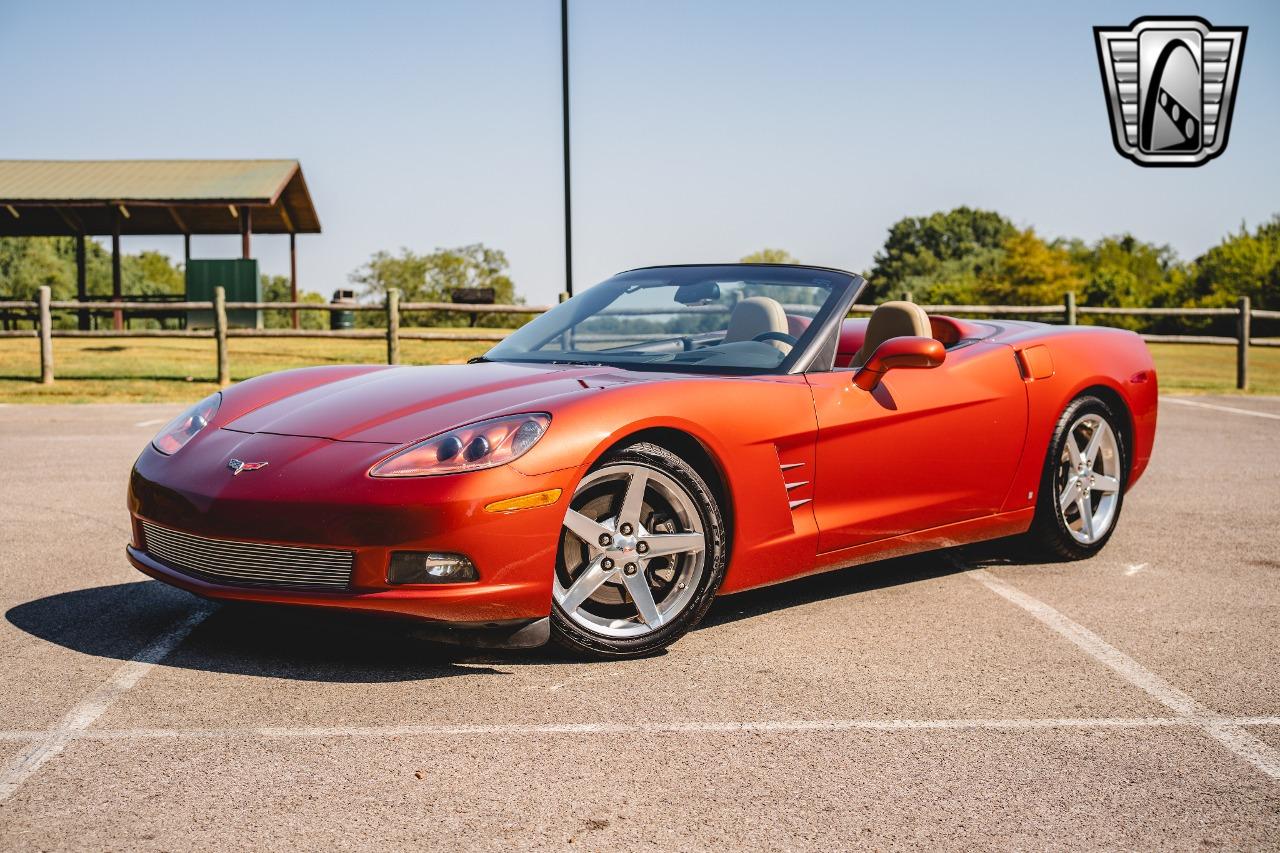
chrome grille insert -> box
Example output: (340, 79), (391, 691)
(140, 522), (354, 591)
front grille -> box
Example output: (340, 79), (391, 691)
(140, 521), (355, 591)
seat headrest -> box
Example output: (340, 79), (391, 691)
(851, 301), (931, 368)
(724, 296), (789, 351)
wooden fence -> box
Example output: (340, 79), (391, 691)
(2, 287), (1276, 390)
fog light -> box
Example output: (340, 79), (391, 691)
(387, 552), (478, 584)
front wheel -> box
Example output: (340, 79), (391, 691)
(1025, 395), (1127, 561)
(550, 442), (727, 659)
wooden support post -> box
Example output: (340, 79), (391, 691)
(386, 288), (401, 365)
(111, 210), (123, 331)
(240, 206), (252, 259)
(1237, 296), (1250, 391)
(182, 233), (192, 334)
(38, 285), (53, 385)
(75, 235), (88, 331)
(1065, 291), (1077, 325)
(290, 232), (299, 330)
(214, 286), (230, 386)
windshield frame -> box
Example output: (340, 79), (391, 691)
(484, 264), (867, 376)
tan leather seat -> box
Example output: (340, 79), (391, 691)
(851, 300), (931, 367)
(723, 296), (790, 351)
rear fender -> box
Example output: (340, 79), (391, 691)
(1000, 329), (1157, 513)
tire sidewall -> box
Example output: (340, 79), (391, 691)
(550, 442), (727, 658)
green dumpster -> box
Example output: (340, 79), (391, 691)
(185, 259), (262, 329)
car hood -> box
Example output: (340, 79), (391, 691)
(224, 361), (657, 445)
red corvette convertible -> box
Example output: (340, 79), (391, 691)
(128, 264), (1157, 657)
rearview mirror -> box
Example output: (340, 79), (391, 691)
(853, 336), (945, 391)
(673, 280), (721, 305)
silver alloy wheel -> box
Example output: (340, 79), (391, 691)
(1057, 413), (1122, 545)
(554, 463), (707, 639)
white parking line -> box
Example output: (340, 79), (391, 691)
(0, 715), (1278, 743)
(0, 606), (214, 804)
(1162, 397), (1280, 421)
(970, 569), (1280, 779)
(134, 418), (167, 428)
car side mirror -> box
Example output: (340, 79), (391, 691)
(853, 336), (946, 391)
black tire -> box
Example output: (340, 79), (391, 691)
(1024, 395), (1127, 561)
(550, 442), (727, 659)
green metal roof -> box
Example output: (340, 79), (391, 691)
(0, 159), (320, 236)
(0, 159), (298, 202)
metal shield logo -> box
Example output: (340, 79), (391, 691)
(1094, 17), (1247, 167)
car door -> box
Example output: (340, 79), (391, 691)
(804, 342), (1028, 554)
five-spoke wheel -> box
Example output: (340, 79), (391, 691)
(550, 442), (726, 657)
(1056, 412), (1122, 544)
(1027, 395), (1127, 560)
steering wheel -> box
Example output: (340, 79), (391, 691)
(751, 331), (799, 348)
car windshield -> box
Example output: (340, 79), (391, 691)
(485, 265), (855, 374)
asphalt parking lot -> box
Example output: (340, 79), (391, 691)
(1, 396), (1278, 851)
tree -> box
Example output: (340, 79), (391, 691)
(868, 207), (1016, 301)
(261, 274), (328, 329)
(740, 248), (799, 265)
(1186, 216), (1280, 310)
(1057, 234), (1187, 330)
(127, 250), (184, 296)
(349, 243), (521, 328)
(979, 228), (1082, 305)
(1066, 235), (1180, 305)
(0, 238), (187, 303)
(0, 237), (73, 300)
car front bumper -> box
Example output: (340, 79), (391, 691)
(127, 432), (573, 628)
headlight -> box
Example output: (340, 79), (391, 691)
(370, 413), (551, 478)
(152, 392), (221, 455)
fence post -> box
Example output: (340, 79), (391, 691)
(38, 285), (53, 385)
(214, 286), (230, 387)
(903, 290), (913, 304)
(386, 288), (400, 365)
(1237, 295), (1250, 391)
(1065, 291), (1077, 325)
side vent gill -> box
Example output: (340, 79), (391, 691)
(780, 460), (811, 509)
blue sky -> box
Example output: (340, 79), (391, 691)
(2, 0), (1277, 304)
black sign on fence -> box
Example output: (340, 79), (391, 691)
(451, 288), (496, 326)
(451, 288), (496, 305)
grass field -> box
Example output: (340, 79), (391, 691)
(0, 337), (1276, 403)
(0, 336), (495, 403)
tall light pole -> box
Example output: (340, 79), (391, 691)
(560, 0), (574, 298)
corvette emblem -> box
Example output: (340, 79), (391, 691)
(1094, 16), (1247, 167)
(226, 459), (268, 476)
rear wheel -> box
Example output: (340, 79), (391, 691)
(1025, 395), (1127, 561)
(550, 442), (726, 658)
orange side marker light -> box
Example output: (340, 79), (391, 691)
(484, 489), (563, 513)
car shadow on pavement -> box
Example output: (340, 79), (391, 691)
(5, 580), (537, 683)
(702, 549), (975, 629)
(8, 545), (1005, 681)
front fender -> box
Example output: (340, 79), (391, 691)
(511, 375), (822, 593)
